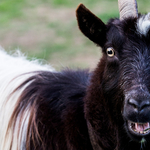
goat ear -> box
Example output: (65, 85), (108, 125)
(76, 4), (107, 47)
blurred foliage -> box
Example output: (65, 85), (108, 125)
(0, 0), (149, 70)
(0, 0), (25, 24)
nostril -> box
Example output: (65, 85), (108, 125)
(128, 98), (150, 111)
(128, 99), (138, 109)
(140, 101), (150, 111)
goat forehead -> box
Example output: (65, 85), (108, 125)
(136, 13), (150, 36)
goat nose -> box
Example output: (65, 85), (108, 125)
(128, 99), (150, 112)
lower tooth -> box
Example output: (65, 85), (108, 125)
(145, 130), (148, 133)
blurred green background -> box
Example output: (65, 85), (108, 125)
(0, 0), (149, 70)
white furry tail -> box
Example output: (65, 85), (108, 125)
(0, 48), (54, 150)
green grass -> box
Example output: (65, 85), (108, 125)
(0, 0), (25, 25)
(0, 0), (149, 70)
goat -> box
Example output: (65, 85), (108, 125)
(1, 0), (150, 149)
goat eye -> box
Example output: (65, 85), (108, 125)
(106, 47), (115, 57)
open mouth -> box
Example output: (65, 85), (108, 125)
(128, 121), (150, 135)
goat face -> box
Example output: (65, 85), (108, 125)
(120, 17), (150, 141)
(76, 4), (150, 143)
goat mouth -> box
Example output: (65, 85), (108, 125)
(128, 121), (150, 135)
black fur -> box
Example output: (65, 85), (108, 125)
(18, 70), (93, 150)
(13, 3), (150, 150)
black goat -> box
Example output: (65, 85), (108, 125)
(1, 0), (150, 150)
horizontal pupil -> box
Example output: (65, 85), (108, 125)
(107, 50), (113, 54)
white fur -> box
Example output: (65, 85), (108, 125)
(137, 13), (150, 36)
(0, 48), (54, 150)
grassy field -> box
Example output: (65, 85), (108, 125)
(0, 0), (150, 70)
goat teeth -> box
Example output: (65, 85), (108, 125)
(144, 130), (149, 134)
(140, 131), (142, 134)
(128, 121), (150, 135)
